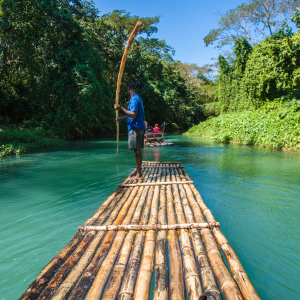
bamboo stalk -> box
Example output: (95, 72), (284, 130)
(115, 21), (142, 154)
(20, 172), (135, 300)
(142, 161), (182, 164)
(133, 167), (162, 300)
(153, 167), (168, 300)
(36, 185), (134, 300)
(174, 167), (222, 300)
(79, 168), (154, 300)
(117, 168), (160, 300)
(137, 166), (183, 168)
(120, 181), (193, 187)
(102, 168), (157, 300)
(181, 169), (260, 300)
(179, 169), (243, 300)
(79, 223), (219, 232)
(169, 166), (202, 300)
(51, 168), (152, 300)
(38, 178), (138, 300)
(84, 169), (135, 226)
(165, 165), (185, 300)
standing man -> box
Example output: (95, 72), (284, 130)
(114, 82), (146, 180)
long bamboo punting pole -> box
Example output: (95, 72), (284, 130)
(181, 169), (261, 300)
(153, 167), (168, 300)
(20, 171), (136, 300)
(133, 167), (162, 300)
(169, 166), (202, 300)
(117, 168), (160, 300)
(115, 21), (143, 155)
(50, 169), (152, 300)
(174, 167), (222, 300)
(102, 168), (155, 300)
(178, 169), (243, 300)
(165, 165), (185, 300)
(79, 168), (154, 300)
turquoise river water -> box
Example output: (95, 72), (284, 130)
(0, 133), (299, 299)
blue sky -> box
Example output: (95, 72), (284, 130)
(93, 0), (245, 67)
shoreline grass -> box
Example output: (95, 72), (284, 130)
(0, 127), (65, 158)
(184, 99), (300, 151)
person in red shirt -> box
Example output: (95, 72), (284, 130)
(153, 124), (161, 133)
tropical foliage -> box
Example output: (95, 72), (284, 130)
(0, 2), (206, 148)
(217, 26), (300, 113)
(0, 126), (65, 158)
(185, 98), (300, 151)
(187, 10), (300, 151)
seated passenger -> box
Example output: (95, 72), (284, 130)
(153, 124), (161, 133)
(147, 125), (154, 132)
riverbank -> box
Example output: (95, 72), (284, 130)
(184, 99), (300, 151)
(0, 126), (65, 158)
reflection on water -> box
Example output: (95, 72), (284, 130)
(0, 133), (300, 299)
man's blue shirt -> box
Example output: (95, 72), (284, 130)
(127, 94), (146, 131)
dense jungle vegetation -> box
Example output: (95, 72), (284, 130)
(0, 0), (216, 157)
(185, 1), (300, 151)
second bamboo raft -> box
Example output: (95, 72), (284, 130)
(20, 161), (260, 300)
(145, 139), (174, 147)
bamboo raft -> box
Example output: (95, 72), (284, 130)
(145, 140), (174, 147)
(21, 161), (260, 300)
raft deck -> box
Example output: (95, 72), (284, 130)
(21, 162), (260, 300)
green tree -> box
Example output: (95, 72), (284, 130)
(0, 0), (112, 137)
(240, 30), (300, 107)
(204, 0), (300, 47)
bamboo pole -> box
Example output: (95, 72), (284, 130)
(165, 165), (185, 300)
(174, 167), (222, 300)
(115, 21), (142, 154)
(169, 166), (202, 300)
(153, 167), (168, 300)
(38, 168), (143, 300)
(133, 167), (162, 300)
(20, 171), (135, 300)
(102, 167), (158, 300)
(182, 169), (261, 300)
(120, 181), (193, 187)
(36, 184), (134, 300)
(79, 223), (219, 232)
(139, 166), (181, 169)
(142, 161), (181, 164)
(117, 168), (160, 300)
(84, 169), (135, 226)
(80, 167), (154, 300)
(179, 169), (243, 300)
(50, 168), (152, 300)
(102, 169), (155, 300)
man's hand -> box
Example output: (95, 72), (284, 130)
(114, 104), (137, 119)
(114, 104), (122, 111)
(116, 116), (127, 122)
